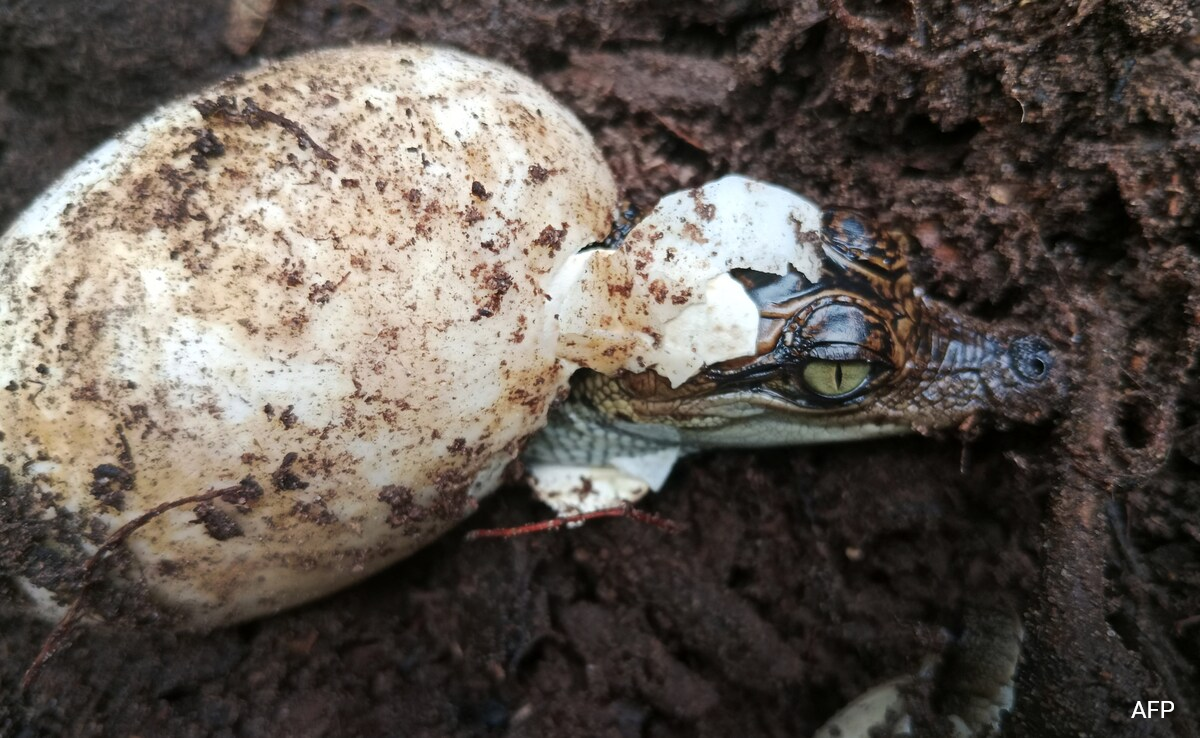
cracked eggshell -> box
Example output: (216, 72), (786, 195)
(0, 44), (617, 628)
(556, 175), (824, 385)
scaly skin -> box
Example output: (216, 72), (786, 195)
(528, 209), (1063, 466)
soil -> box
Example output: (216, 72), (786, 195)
(1, 1), (1199, 736)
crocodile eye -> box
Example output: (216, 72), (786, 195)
(801, 360), (871, 398)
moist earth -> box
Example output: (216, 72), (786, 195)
(1, 2), (1199, 737)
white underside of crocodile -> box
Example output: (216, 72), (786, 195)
(523, 397), (909, 516)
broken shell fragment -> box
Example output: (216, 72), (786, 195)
(0, 44), (618, 628)
(556, 176), (825, 385)
(813, 610), (1023, 738)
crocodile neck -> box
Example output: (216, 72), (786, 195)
(522, 394), (686, 467)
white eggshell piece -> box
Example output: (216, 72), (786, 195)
(556, 174), (825, 386)
(526, 441), (682, 515)
(0, 44), (617, 627)
(526, 464), (654, 516)
(812, 678), (915, 738)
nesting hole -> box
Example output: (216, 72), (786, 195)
(1117, 396), (1157, 451)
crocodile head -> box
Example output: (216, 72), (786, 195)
(573, 208), (1064, 448)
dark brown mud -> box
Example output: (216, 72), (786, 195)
(2, 2), (1198, 736)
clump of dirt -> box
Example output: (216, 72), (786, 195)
(2, 1), (1199, 736)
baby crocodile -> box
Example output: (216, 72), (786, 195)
(526, 205), (1062, 510)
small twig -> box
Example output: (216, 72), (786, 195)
(21, 484), (245, 695)
(194, 96), (339, 169)
(1176, 614), (1200, 635)
(465, 502), (682, 540)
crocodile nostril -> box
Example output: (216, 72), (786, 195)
(1010, 336), (1053, 383)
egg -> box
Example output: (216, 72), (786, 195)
(0, 44), (620, 628)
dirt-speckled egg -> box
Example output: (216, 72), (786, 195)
(0, 44), (618, 628)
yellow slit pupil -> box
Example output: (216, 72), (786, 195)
(802, 360), (870, 398)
